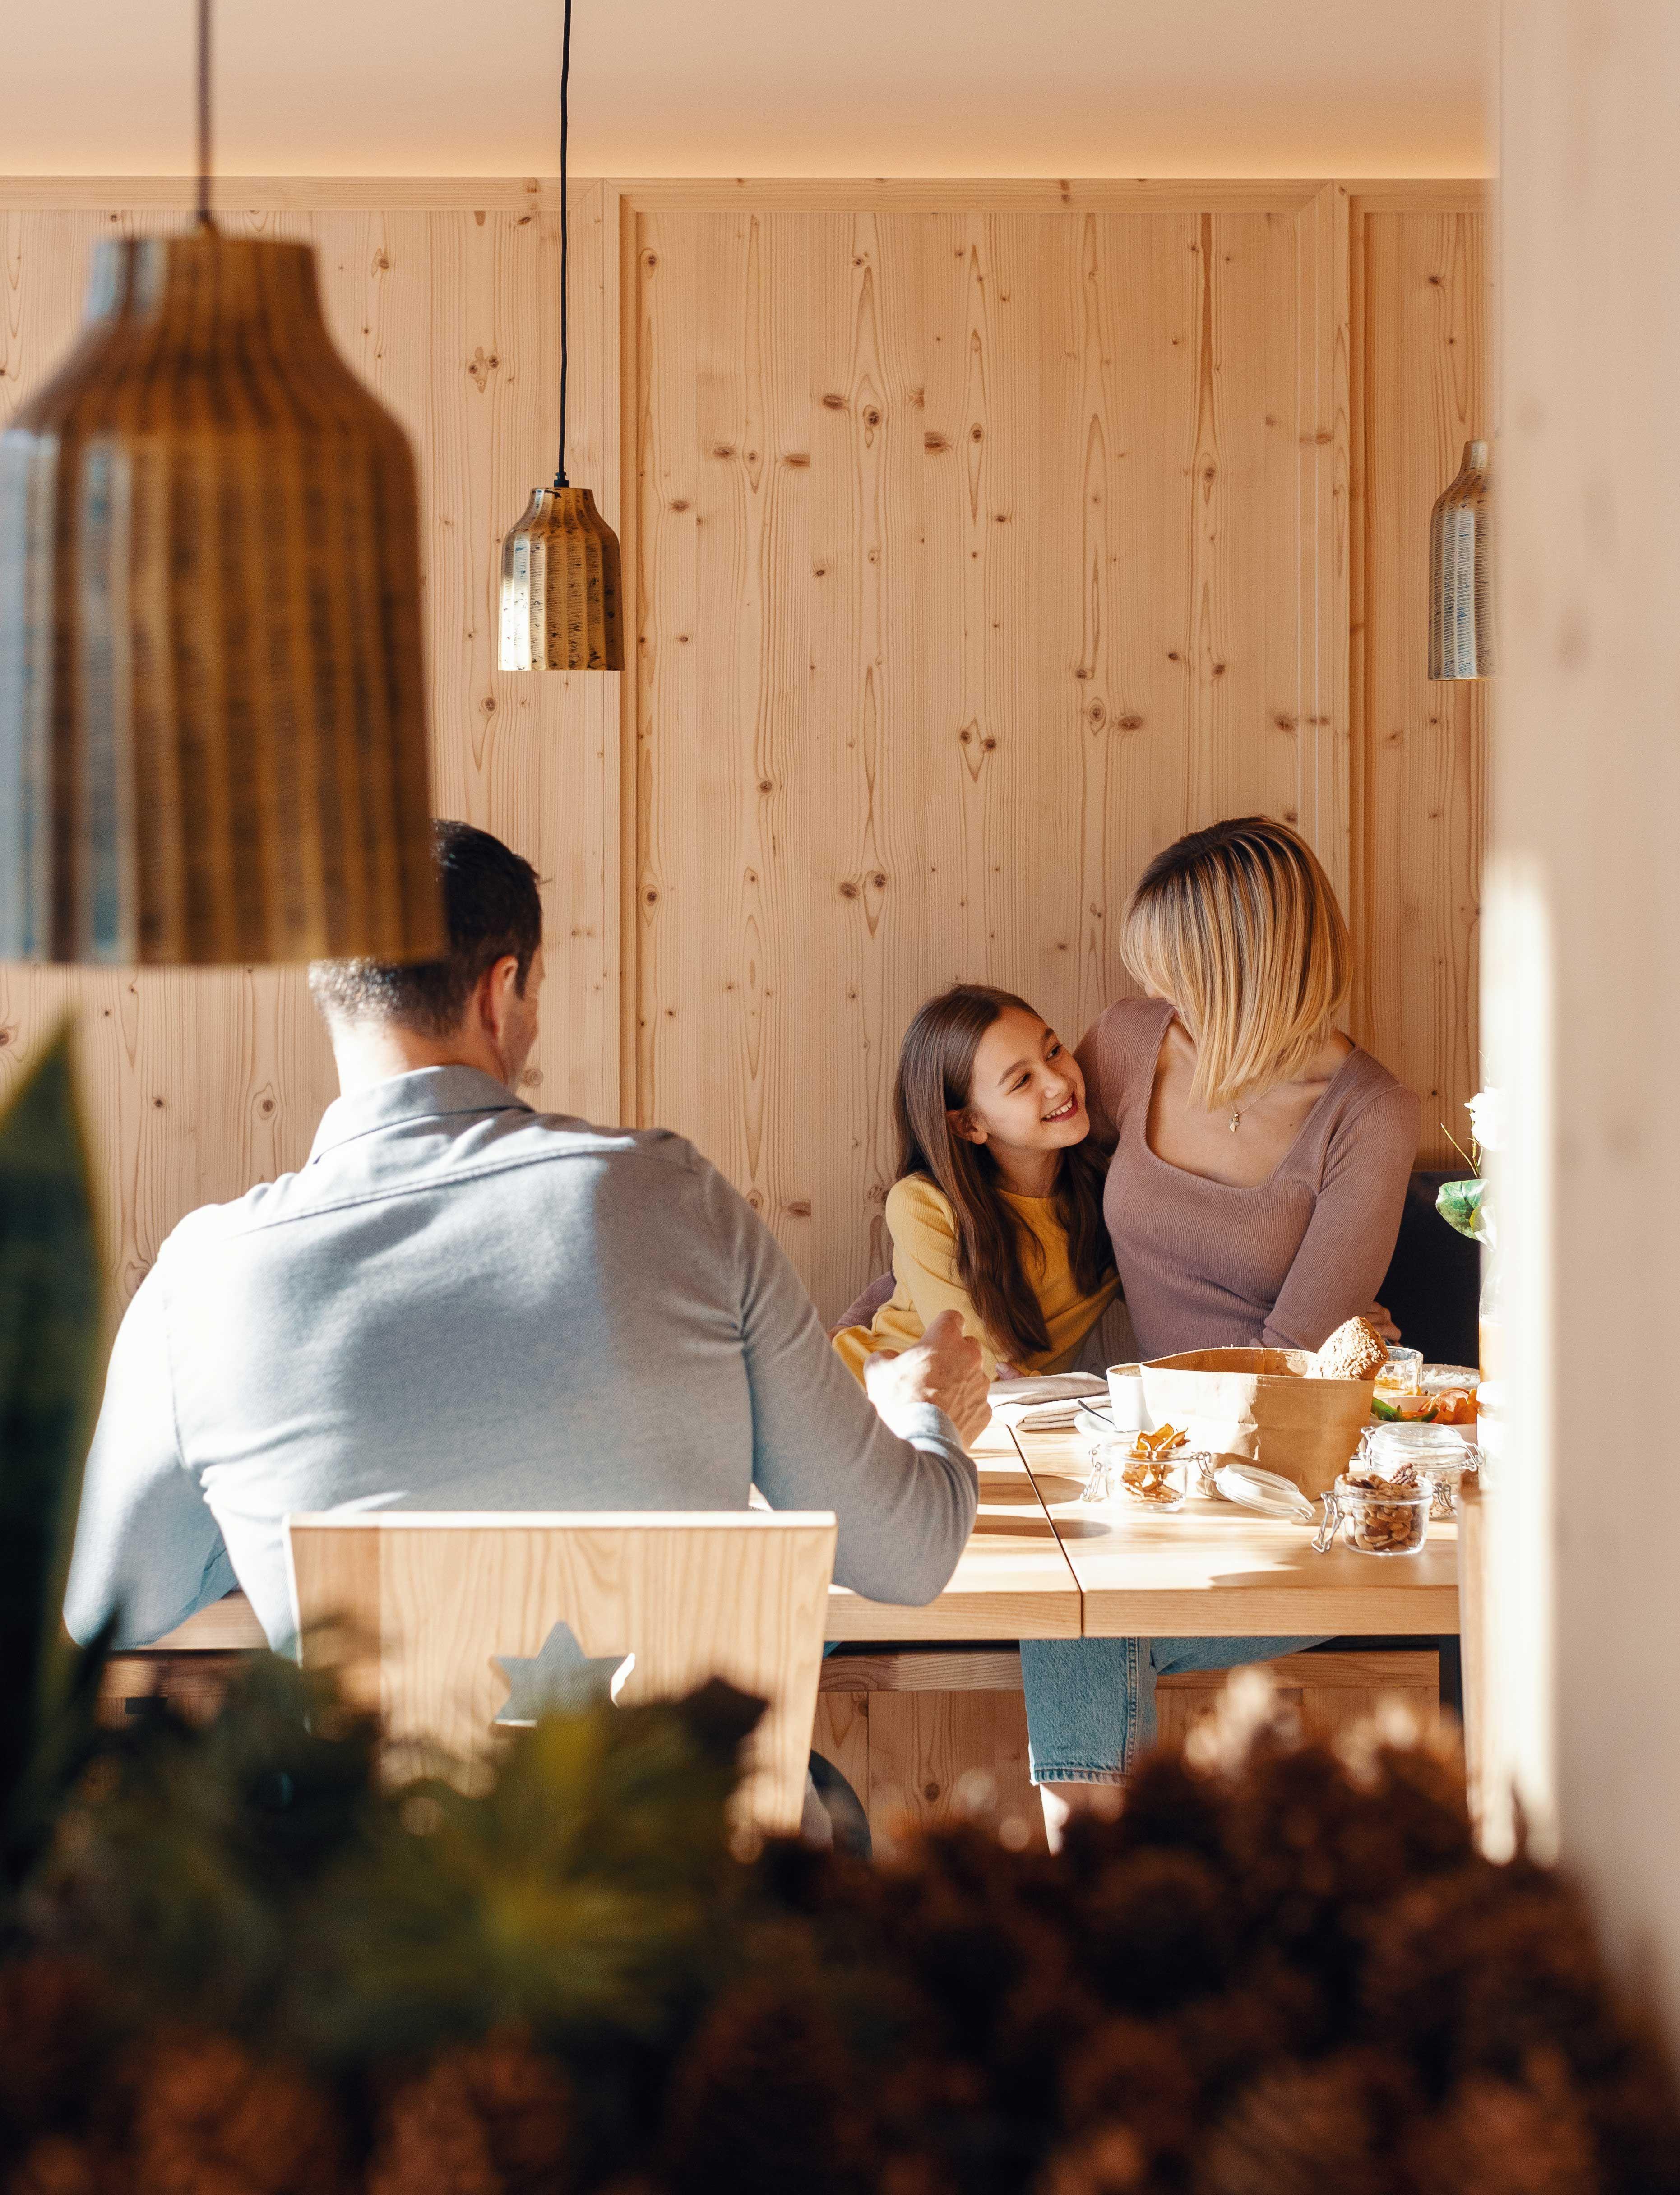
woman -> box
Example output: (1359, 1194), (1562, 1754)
(1024, 815), (1420, 1838)
(833, 985), (1126, 1384)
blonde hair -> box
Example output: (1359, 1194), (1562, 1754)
(1120, 816), (1351, 1113)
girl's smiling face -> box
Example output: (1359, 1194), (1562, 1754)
(953, 1007), (1089, 1169)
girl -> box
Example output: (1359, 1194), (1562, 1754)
(832, 985), (1126, 1385)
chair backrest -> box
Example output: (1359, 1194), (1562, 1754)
(285, 1510), (837, 1839)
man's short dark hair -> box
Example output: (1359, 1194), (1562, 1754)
(309, 821), (543, 1036)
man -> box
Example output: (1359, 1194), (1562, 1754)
(66, 821), (987, 1655)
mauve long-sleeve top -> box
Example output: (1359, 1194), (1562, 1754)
(1076, 998), (1421, 1359)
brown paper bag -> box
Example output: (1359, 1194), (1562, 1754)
(1139, 1348), (1374, 1501)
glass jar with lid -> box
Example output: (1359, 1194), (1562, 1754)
(1313, 1474), (1433, 1557)
(1361, 1421), (1481, 1516)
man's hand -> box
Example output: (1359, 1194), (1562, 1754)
(865, 1309), (991, 1448)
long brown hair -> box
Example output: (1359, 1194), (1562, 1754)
(893, 985), (1114, 1364)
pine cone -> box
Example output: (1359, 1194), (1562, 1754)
(1194, 2052), (1412, 2195)
(662, 1978), (862, 2195)
(1361, 1863), (1620, 2094)
(7, 2134), (112, 2195)
(126, 2032), (345, 2195)
(1036, 2124), (1151, 2195)
(1405, 2056), (1599, 2195)
(1075, 1850), (1235, 2017)
(0, 1955), (116, 2140)
(368, 2050), (505, 2195)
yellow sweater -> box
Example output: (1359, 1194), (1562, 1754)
(832, 1174), (1120, 1384)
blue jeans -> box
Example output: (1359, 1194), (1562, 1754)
(1020, 1634), (1327, 1784)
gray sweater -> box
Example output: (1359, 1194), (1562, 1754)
(65, 1067), (977, 1653)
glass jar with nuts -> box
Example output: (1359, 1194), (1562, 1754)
(1312, 1465), (1432, 1557)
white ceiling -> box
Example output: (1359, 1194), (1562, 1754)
(5, 0), (1495, 179)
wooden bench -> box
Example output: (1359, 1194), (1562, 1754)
(814, 1641), (1442, 1853)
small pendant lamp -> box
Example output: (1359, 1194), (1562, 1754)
(1428, 438), (1495, 680)
(498, 0), (624, 673)
(0, 1), (441, 965)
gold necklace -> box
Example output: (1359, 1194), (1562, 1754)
(1228, 1099), (1249, 1134)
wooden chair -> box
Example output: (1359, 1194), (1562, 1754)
(285, 1510), (837, 1839)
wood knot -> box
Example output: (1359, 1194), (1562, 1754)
(712, 443), (735, 458)
(1118, 714), (1144, 730)
(783, 1200), (812, 1218)
(970, 424), (984, 442)
(862, 407), (881, 428)
(924, 432), (949, 452)
(821, 393), (847, 410)
(1274, 713), (1297, 731)
(643, 887), (659, 905)
(784, 453), (811, 467)
(670, 499), (690, 512)
(839, 880), (860, 900)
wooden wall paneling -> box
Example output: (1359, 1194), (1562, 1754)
(811, 1690), (872, 1813)
(1296, 184), (1353, 903)
(1350, 200), (1489, 1165)
(0, 184), (621, 1317)
(632, 192), (1347, 1314)
(863, 1690), (1044, 1855)
(1152, 1647), (1441, 1753)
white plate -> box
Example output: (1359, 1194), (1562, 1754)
(1213, 1461), (1316, 1522)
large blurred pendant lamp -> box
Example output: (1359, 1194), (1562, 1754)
(0, 0), (442, 965)
(1428, 439), (1495, 680)
(498, 0), (624, 672)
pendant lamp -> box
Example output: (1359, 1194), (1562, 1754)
(1428, 438), (1495, 680)
(498, 0), (624, 672)
(0, 1), (442, 965)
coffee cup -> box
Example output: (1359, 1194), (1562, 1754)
(1106, 1362), (1150, 1435)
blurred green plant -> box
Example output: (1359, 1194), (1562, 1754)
(0, 1029), (108, 1896)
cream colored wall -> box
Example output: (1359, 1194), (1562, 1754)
(1496, 0), (1680, 2029)
(5, 0), (1494, 179)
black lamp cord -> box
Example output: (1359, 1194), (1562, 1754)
(555, 0), (571, 488)
(196, 0), (213, 229)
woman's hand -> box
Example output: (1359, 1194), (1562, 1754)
(1368, 1301), (1400, 1343)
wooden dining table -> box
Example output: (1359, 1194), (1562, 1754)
(137, 1409), (1458, 1659)
(825, 1414), (1460, 1641)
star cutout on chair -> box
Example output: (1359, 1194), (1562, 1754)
(493, 1622), (636, 1726)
